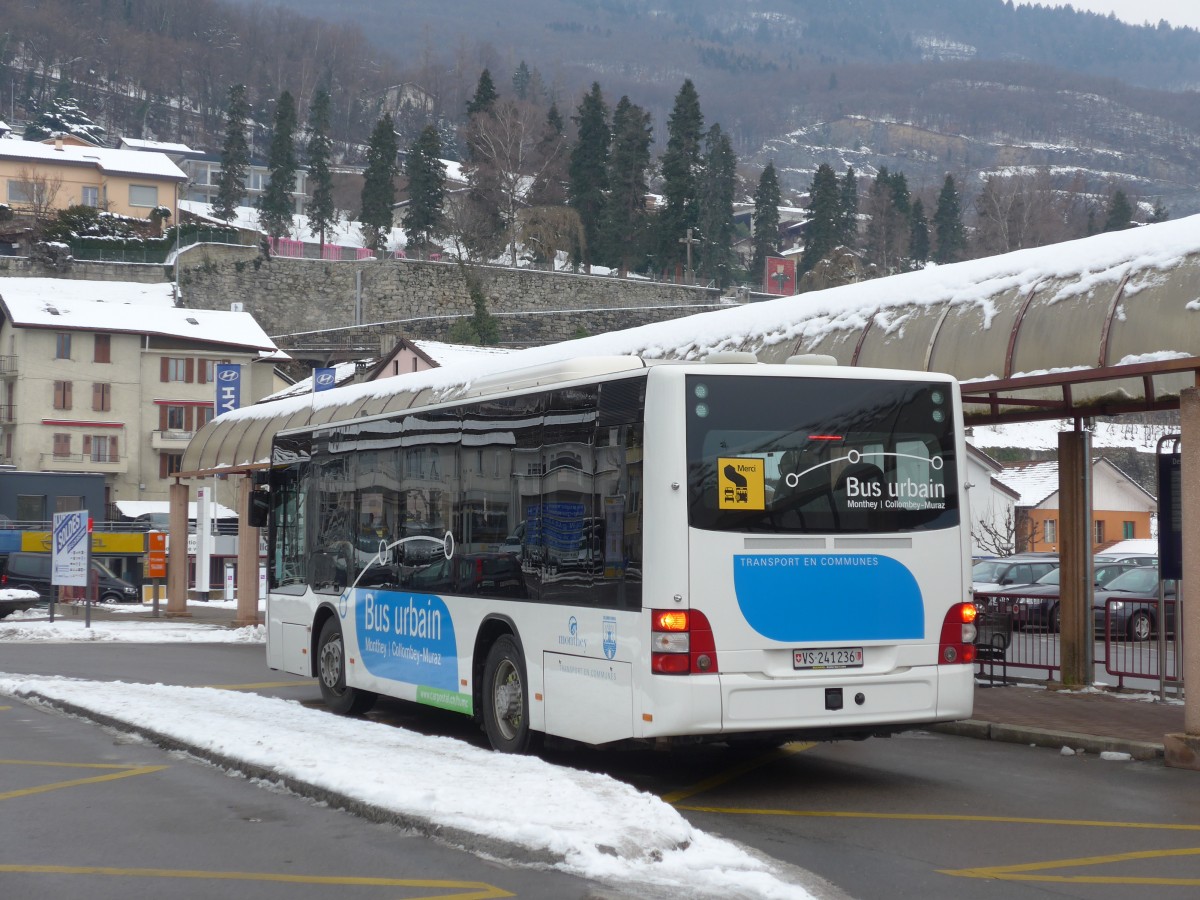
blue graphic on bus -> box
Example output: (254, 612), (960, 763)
(353, 588), (459, 690)
(732, 554), (925, 642)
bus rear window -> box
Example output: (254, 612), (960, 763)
(685, 374), (959, 534)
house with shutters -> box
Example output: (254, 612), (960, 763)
(0, 277), (282, 514)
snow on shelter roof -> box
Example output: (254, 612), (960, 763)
(0, 278), (279, 352)
(181, 214), (1200, 475)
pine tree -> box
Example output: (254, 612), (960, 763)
(359, 113), (399, 252)
(909, 197), (930, 263)
(567, 83), (609, 271)
(305, 88), (337, 252)
(402, 125), (447, 256)
(750, 162), (782, 282)
(799, 164), (841, 275)
(512, 61), (531, 100)
(656, 79), (704, 279)
(933, 175), (967, 264)
(24, 94), (106, 144)
(864, 167), (910, 273)
(213, 84), (251, 224)
(466, 69), (498, 117)
(600, 95), (653, 278)
(1102, 189), (1134, 232)
(257, 90), (298, 240)
(838, 166), (859, 246)
(696, 124), (738, 289)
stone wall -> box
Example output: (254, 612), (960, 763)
(172, 244), (737, 347)
(0, 255), (171, 283)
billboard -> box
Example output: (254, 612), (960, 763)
(215, 364), (241, 416)
(763, 257), (796, 295)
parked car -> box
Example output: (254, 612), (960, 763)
(1094, 551), (1157, 567)
(1092, 565), (1178, 642)
(1, 551), (139, 603)
(998, 561), (1138, 632)
(972, 555), (1059, 593)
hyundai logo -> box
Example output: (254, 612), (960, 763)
(315, 373), (335, 386)
(218, 369), (240, 381)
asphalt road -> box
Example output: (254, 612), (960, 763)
(3, 643), (1199, 899)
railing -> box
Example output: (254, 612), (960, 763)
(0, 403), (14, 424)
(973, 591), (1185, 691)
(0, 355), (17, 376)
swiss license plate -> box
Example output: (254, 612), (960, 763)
(793, 647), (864, 670)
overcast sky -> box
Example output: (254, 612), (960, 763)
(1021, 1), (1200, 30)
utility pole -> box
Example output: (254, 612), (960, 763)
(679, 227), (700, 285)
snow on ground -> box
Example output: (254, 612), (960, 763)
(970, 418), (1179, 452)
(0, 603), (817, 898)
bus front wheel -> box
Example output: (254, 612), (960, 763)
(317, 618), (377, 716)
(482, 635), (541, 754)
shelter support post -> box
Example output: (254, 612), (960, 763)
(1165, 386), (1200, 769)
(1057, 428), (1092, 688)
(166, 480), (191, 618)
(235, 475), (261, 628)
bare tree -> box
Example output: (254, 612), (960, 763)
(515, 206), (585, 270)
(13, 167), (64, 226)
(973, 507), (1019, 558)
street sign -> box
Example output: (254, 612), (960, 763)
(1157, 450), (1182, 580)
(51, 511), (89, 587)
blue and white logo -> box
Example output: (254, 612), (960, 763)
(314, 367), (337, 391)
(214, 364), (241, 416)
(602, 615), (617, 660)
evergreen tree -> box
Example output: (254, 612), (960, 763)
(864, 167), (910, 273)
(512, 61), (531, 100)
(24, 94), (106, 144)
(696, 124), (738, 289)
(359, 113), (399, 252)
(933, 174), (967, 264)
(750, 162), (782, 283)
(838, 166), (859, 247)
(466, 69), (498, 117)
(305, 87), (337, 252)
(656, 79), (704, 279)
(799, 163), (841, 275)
(527, 102), (569, 208)
(212, 84), (251, 224)
(257, 90), (299, 240)
(909, 197), (930, 264)
(1102, 189), (1134, 232)
(567, 83), (609, 271)
(600, 95), (653, 278)
(402, 125), (447, 255)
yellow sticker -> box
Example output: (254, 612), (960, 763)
(717, 457), (765, 510)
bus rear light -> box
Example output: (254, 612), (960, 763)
(651, 608), (719, 675)
(939, 602), (977, 665)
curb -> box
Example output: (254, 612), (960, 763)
(930, 719), (1164, 760)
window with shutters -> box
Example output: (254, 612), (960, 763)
(53, 433), (71, 458)
(160, 405), (193, 432)
(55, 333), (72, 359)
(82, 435), (117, 462)
(93, 382), (111, 411)
(53, 380), (73, 410)
(160, 453), (183, 478)
(162, 358), (192, 382)
(94, 334), (111, 363)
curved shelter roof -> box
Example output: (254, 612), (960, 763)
(182, 215), (1200, 476)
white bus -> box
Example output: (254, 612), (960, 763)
(264, 354), (976, 752)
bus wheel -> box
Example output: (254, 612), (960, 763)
(317, 618), (377, 715)
(482, 635), (541, 754)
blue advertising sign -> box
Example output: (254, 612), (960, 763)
(215, 364), (241, 416)
(52, 510), (89, 586)
(313, 367), (337, 392)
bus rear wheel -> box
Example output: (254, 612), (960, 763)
(317, 618), (377, 715)
(482, 635), (541, 754)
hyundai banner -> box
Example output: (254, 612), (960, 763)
(313, 367), (337, 392)
(215, 364), (241, 416)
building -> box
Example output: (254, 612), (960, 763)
(0, 277), (282, 512)
(995, 457), (1157, 554)
(964, 444), (1021, 557)
(0, 138), (186, 220)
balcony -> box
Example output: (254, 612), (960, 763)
(151, 429), (195, 450)
(0, 355), (17, 377)
(0, 403), (13, 424)
(40, 452), (128, 474)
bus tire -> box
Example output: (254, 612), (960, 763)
(317, 617), (377, 716)
(482, 634), (541, 754)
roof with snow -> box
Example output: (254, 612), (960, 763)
(181, 215), (1200, 474)
(0, 278), (279, 353)
(0, 140), (186, 181)
(996, 457), (1157, 508)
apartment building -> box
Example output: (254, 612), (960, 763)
(0, 277), (281, 510)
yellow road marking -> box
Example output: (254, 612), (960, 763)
(0, 760), (167, 801)
(942, 846), (1200, 885)
(671, 806), (1200, 832)
(204, 680), (316, 691)
(661, 742), (815, 805)
(0, 865), (513, 897)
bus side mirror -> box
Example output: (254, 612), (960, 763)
(247, 488), (270, 528)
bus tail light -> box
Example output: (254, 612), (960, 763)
(939, 602), (977, 665)
(651, 609), (719, 675)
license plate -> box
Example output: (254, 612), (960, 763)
(793, 647), (864, 669)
